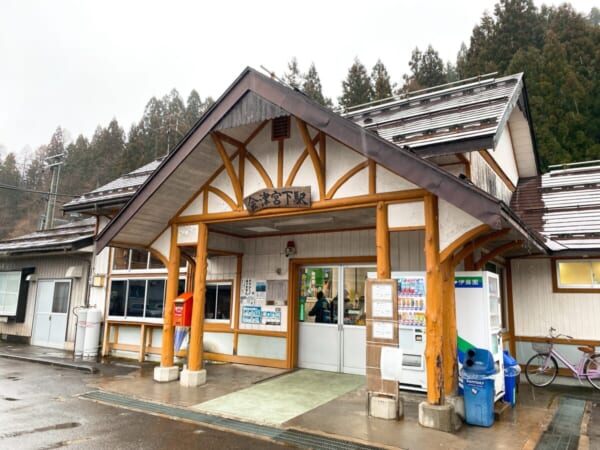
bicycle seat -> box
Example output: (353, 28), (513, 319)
(578, 345), (595, 354)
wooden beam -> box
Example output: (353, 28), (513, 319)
(474, 240), (523, 270)
(440, 224), (490, 263)
(451, 228), (510, 267)
(161, 224), (180, 367)
(424, 194), (444, 405)
(296, 119), (325, 199)
(441, 258), (457, 395)
(506, 261), (517, 358)
(368, 160), (376, 195)
(188, 223), (208, 371)
(211, 133), (243, 208)
(326, 161), (369, 200)
(376, 201), (391, 279)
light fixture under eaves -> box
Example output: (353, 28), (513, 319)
(244, 226), (280, 233)
(274, 217), (334, 227)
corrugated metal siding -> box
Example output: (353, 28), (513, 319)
(511, 258), (600, 339)
(215, 92), (287, 131)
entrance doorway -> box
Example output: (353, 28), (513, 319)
(297, 264), (374, 375)
(31, 280), (71, 348)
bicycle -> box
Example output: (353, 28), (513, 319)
(524, 327), (600, 390)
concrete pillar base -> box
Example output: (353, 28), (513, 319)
(446, 394), (465, 421)
(418, 401), (462, 432)
(368, 395), (398, 420)
(153, 365), (179, 382)
(180, 369), (207, 387)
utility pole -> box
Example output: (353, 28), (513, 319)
(43, 153), (64, 230)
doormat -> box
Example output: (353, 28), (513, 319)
(192, 369), (364, 425)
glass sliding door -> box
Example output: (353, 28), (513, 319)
(297, 264), (372, 374)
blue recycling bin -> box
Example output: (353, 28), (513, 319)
(460, 348), (496, 427)
(503, 350), (520, 407)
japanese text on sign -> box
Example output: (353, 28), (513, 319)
(243, 187), (311, 214)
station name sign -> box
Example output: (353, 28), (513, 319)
(243, 186), (311, 214)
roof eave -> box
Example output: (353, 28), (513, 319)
(95, 68), (519, 251)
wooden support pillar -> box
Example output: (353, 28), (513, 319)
(441, 258), (458, 395)
(188, 223), (208, 371)
(424, 194), (444, 405)
(376, 201), (391, 279)
(161, 225), (180, 367)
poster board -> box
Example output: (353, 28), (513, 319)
(365, 279), (398, 345)
(239, 278), (288, 332)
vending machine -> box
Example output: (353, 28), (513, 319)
(367, 271), (505, 398)
(368, 272), (428, 391)
(455, 271), (505, 401)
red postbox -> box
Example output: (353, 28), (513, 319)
(173, 292), (193, 326)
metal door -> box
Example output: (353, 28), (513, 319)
(32, 280), (71, 348)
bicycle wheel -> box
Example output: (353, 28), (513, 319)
(525, 353), (558, 387)
(584, 354), (600, 390)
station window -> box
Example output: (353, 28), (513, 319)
(108, 278), (185, 320)
(112, 248), (185, 271)
(555, 260), (600, 290)
(205, 282), (232, 321)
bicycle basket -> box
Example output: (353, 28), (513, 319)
(532, 342), (551, 353)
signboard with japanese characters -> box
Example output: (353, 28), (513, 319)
(243, 187), (311, 214)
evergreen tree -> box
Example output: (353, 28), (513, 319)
(283, 57), (302, 89)
(402, 46), (447, 92)
(0, 153), (22, 237)
(339, 58), (373, 109)
(302, 63), (332, 107)
(185, 89), (213, 129)
(371, 59), (393, 101)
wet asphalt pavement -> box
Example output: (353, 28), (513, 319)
(0, 358), (291, 450)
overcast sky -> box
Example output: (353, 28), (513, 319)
(0, 0), (597, 159)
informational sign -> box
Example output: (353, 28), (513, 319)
(243, 186), (311, 213)
(455, 276), (484, 289)
(241, 305), (261, 324)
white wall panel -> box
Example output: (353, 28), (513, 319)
(331, 167), (369, 199)
(282, 119), (310, 185)
(439, 199), (483, 253)
(494, 127), (519, 185)
(207, 191), (233, 214)
(243, 159), (268, 197)
(179, 192), (204, 217)
(211, 167), (236, 203)
(293, 158), (320, 201)
(376, 165), (418, 193)
(245, 125), (278, 186)
(325, 137), (366, 193)
(388, 202), (424, 228)
(152, 227), (171, 259)
(511, 258), (600, 340)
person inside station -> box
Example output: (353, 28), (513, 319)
(308, 291), (331, 323)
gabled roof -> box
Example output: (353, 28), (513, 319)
(96, 67), (544, 253)
(344, 73), (537, 161)
(512, 162), (600, 253)
(0, 218), (95, 256)
(63, 159), (163, 215)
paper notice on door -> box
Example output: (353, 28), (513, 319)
(381, 347), (403, 380)
(372, 321), (394, 340)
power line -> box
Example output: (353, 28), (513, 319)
(0, 183), (79, 198)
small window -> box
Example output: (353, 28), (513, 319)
(556, 260), (600, 289)
(52, 282), (71, 314)
(204, 282), (232, 321)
